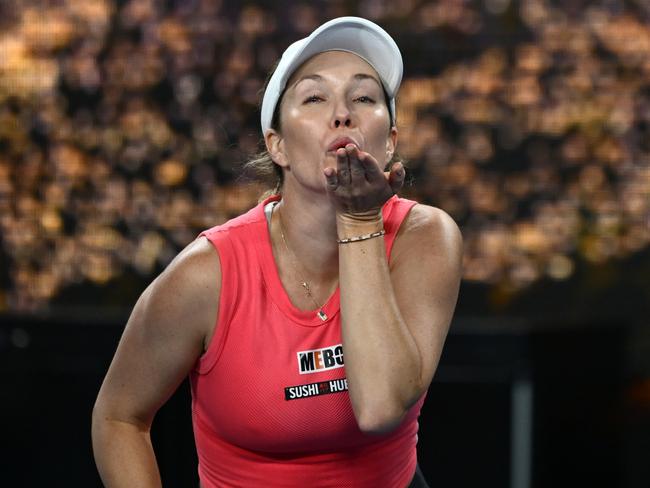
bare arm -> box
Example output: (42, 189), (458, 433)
(326, 144), (463, 434)
(91, 237), (220, 487)
(337, 205), (463, 434)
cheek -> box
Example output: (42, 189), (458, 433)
(372, 105), (387, 119)
(285, 108), (318, 137)
(367, 104), (391, 131)
(368, 108), (392, 153)
(281, 108), (323, 160)
(285, 106), (302, 122)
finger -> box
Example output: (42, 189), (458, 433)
(336, 148), (350, 185)
(388, 162), (405, 194)
(346, 144), (365, 183)
(358, 150), (384, 183)
(324, 167), (338, 191)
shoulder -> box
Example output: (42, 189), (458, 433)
(398, 203), (463, 247)
(391, 203), (463, 266)
(154, 236), (221, 294)
(138, 236), (221, 343)
(201, 199), (268, 237)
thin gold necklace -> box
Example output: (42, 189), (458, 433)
(275, 204), (329, 321)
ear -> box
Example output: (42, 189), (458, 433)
(265, 129), (289, 168)
(385, 126), (398, 164)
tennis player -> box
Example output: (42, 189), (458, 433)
(92, 16), (463, 487)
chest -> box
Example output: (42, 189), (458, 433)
(192, 296), (370, 453)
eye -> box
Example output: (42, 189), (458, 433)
(354, 95), (375, 103)
(304, 94), (324, 104)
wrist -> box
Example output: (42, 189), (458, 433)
(336, 211), (384, 236)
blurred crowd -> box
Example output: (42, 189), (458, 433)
(0, 0), (648, 312)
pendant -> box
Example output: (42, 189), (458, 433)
(317, 310), (328, 321)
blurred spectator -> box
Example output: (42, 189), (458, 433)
(0, 0), (648, 313)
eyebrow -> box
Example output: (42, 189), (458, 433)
(291, 73), (383, 90)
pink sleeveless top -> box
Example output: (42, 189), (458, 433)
(190, 195), (424, 488)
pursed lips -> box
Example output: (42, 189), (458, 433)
(326, 136), (360, 152)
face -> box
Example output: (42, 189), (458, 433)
(265, 51), (398, 192)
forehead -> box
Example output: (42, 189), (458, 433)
(286, 50), (380, 89)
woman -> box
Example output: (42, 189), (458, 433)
(92, 17), (463, 488)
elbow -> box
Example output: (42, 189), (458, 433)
(91, 399), (105, 431)
(355, 383), (426, 435)
(91, 398), (151, 437)
(91, 401), (113, 444)
(356, 405), (407, 435)
(91, 396), (113, 430)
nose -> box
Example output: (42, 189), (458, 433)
(332, 100), (353, 129)
(333, 117), (351, 128)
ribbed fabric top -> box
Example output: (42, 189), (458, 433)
(190, 195), (425, 487)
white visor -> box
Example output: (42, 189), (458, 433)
(260, 16), (403, 134)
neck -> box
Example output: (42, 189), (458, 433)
(273, 187), (339, 281)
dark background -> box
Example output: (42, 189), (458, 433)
(1, 0), (649, 486)
(1, 313), (648, 487)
